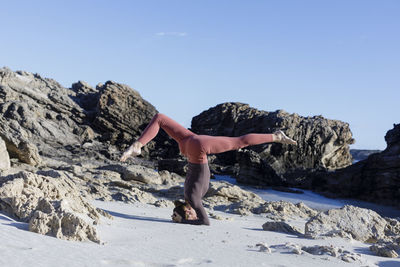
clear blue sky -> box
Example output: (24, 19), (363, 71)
(1, 0), (399, 150)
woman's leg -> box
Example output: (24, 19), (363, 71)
(199, 133), (275, 155)
(182, 163), (210, 225)
(137, 113), (195, 145)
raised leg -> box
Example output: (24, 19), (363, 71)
(138, 113), (195, 145)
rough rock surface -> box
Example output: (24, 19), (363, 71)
(0, 137), (10, 171)
(0, 66), (398, 257)
(0, 171), (110, 243)
(191, 102), (354, 187)
(262, 221), (303, 235)
(0, 67), (171, 166)
(370, 243), (399, 258)
(311, 123), (400, 208)
(254, 201), (318, 219)
(305, 205), (387, 242)
(90, 81), (156, 146)
(268, 243), (366, 264)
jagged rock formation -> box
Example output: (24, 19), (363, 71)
(0, 67), (171, 165)
(305, 205), (387, 242)
(0, 171), (110, 243)
(311, 123), (400, 208)
(191, 102), (354, 186)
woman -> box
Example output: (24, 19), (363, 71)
(120, 113), (296, 225)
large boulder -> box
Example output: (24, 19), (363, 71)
(0, 67), (93, 163)
(0, 67), (173, 165)
(191, 102), (354, 186)
(312, 123), (400, 208)
(0, 171), (110, 243)
(305, 205), (387, 242)
(91, 81), (157, 146)
(0, 136), (10, 170)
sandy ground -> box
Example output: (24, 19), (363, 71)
(1, 195), (400, 267)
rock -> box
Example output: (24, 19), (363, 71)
(92, 81), (157, 146)
(311, 123), (400, 208)
(0, 67), (172, 166)
(262, 221), (303, 235)
(0, 137), (10, 170)
(0, 67), (95, 164)
(253, 201), (318, 220)
(204, 181), (266, 215)
(29, 210), (101, 243)
(370, 244), (399, 258)
(301, 245), (340, 257)
(0, 171), (110, 243)
(270, 243), (303, 255)
(158, 170), (185, 185)
(0, 120), (42, 166)
(191, 102), (354, 187)
(255, 243), (271, 253)
(206, 181), (264, 202)
(157, 158), (187, 176)
(305, 205), (387, 242)
(98, 164), (163, 185)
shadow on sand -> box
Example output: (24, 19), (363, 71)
(103, 209), (173, 224)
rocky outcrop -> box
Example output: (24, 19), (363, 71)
(263, 243), (367, 264)
(305, 205), (387, 242)
(254, 201), (318, 220)
(0, 67), (172, 165)
(191, 102), (354, 187)
(0, 171), (110, 243)
(311, 123), (400, 208)
(262, 221), (303, 235)
(0, 137), (10, 171)
(91, 81), (157, 146)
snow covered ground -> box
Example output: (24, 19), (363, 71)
(1, 185), (400, 267)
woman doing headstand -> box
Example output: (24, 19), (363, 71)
(120, 113), (296, 225)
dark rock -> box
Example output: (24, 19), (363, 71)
(157, 158), (188, 176)
(191, 102), (354, 187)
(262, 221), (303, 235)
(0, 67), (172, 165)
(92, 81), (157, 146)
(312, 123), (400, 208)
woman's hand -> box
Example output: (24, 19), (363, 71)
(171, 211), (183, 223)
(120, 141), (142, 162)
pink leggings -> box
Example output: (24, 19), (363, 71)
(137, 113), (275, 225)
(138, 113), (274, 164)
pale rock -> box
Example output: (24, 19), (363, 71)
(370, 244), (399, 258)
(0, 171), (111, 243)
(305, 205), (387, 242)
(254, 201), (318, 220)
(0, 137), (10, 170)
(256, 243), (271, 253)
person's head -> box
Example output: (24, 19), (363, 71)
(173, 200), (198, 220)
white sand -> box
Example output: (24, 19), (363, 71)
(1, 195), (400, 267)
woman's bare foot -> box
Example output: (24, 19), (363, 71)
(120, 141), (143, 162)
(273, 130), (297, 145)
